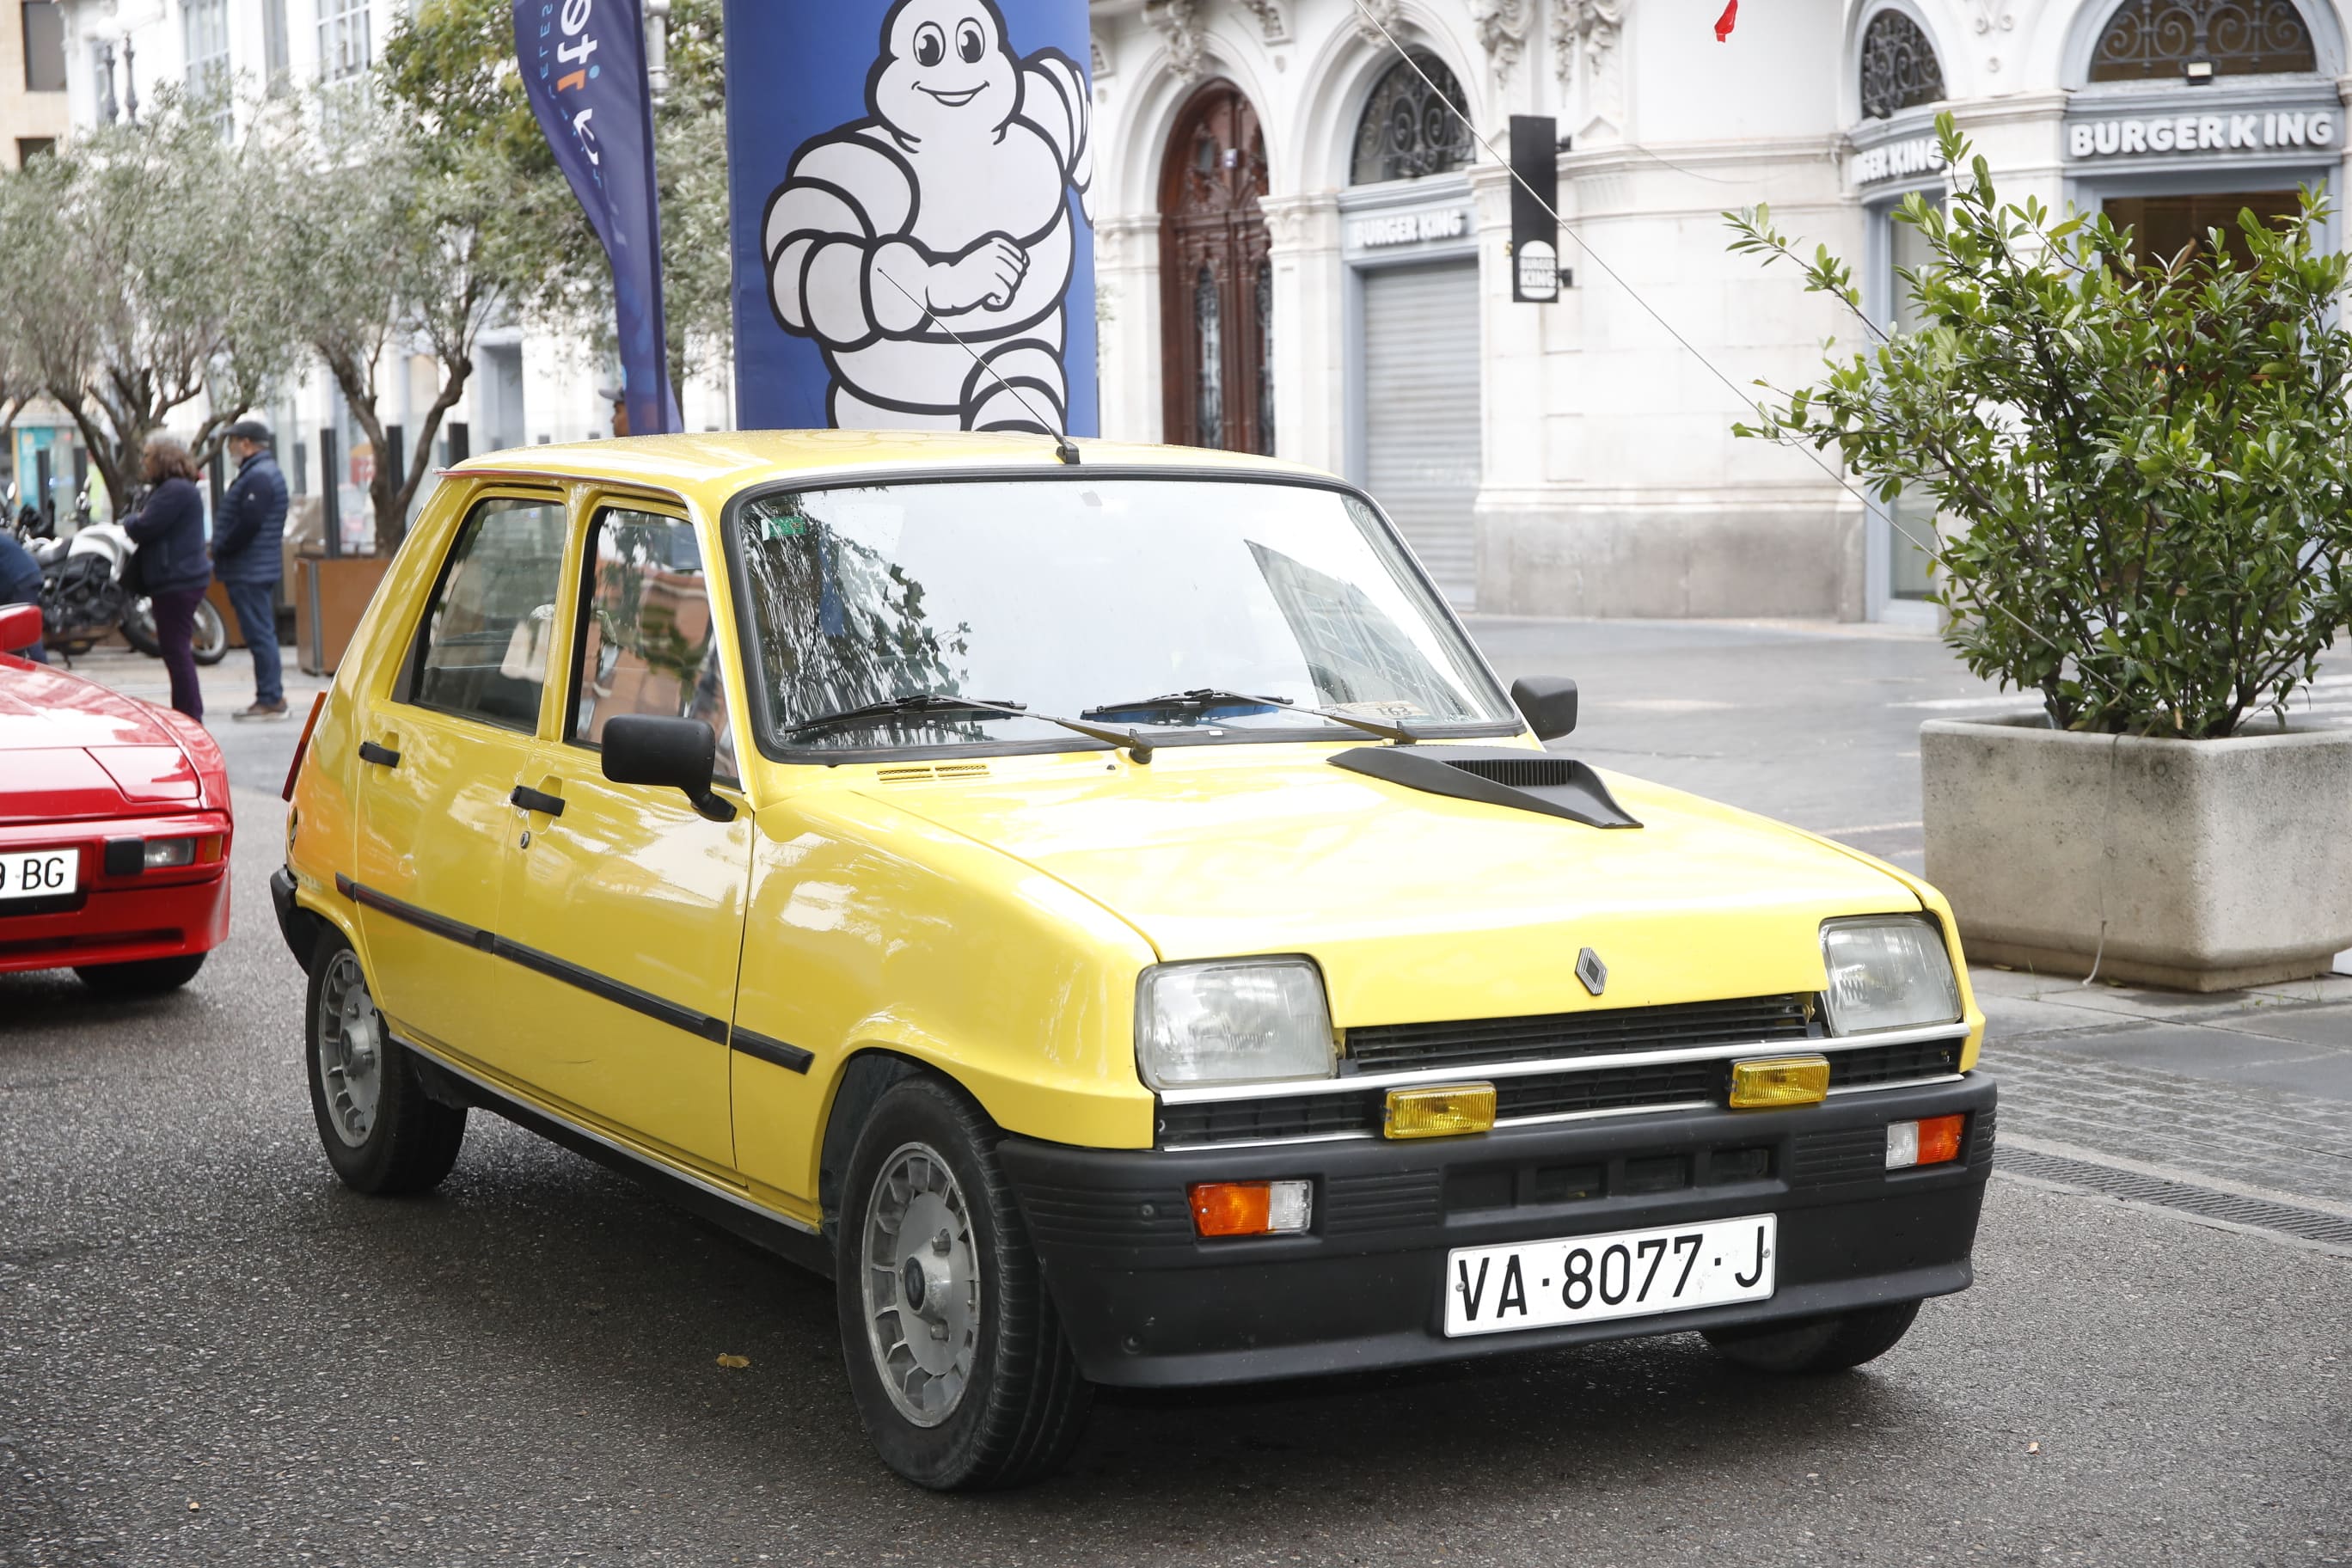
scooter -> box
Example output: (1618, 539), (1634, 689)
(36, 507), (228, 665)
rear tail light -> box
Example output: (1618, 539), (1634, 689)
(283, 691), (328, 802)
(1188, 1179), (1313, 1237)
(1887, 1114), (1966, 1170)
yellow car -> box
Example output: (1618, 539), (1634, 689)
(273, 432), (1992, 1490)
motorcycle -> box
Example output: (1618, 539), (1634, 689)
(34, 507), (228, 666)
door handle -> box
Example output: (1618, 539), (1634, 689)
(510, 784), (567, 818)
(358, 740), (401, 768)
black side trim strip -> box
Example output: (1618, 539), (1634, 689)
(338, 875), (727, 1042)
(487, 932), (728, 1043)
(358, 741), (401, 768)
(732, 1028), (814, 1075)
(339, 873), (493, 951)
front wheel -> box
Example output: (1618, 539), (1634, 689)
(190, 599), (228, 665)
(304, 932), (466, 1195)
(836, 1075), (1093, 1490)
(1702, 1300), (1921, 1374)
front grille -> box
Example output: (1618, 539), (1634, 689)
(1344, 993), (1815, 1075)
(1155, 1036), (1964, 1147)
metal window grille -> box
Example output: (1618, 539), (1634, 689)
(2089, 0), (2316, 79)
(1349, 50), (1476, 185)
(1859, 10), (1945, 119)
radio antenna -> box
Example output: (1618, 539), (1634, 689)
(873, 269), (1081, 465)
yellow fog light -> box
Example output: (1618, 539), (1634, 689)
(1384, 1083), (1496, 1140)
(1728, 1055), (1831, 1109)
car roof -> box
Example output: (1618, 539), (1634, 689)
(439, 430), (1327, 511)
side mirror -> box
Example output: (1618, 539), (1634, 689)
(601, 714), (736, 822)
(0, 602), (42, 655)
(1510, 676), (1578, 741)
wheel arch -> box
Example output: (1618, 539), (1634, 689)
(816, 1047), (943, 1244)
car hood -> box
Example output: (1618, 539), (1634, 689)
(0, 657), (215, 822)
(855, 746), (1920, 1027)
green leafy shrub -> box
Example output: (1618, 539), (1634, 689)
(1727, 114), (2352, 738)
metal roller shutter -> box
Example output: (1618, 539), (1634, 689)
(1362, 260), (1481, 608)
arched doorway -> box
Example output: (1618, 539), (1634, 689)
(1160, 81), (1273, 454)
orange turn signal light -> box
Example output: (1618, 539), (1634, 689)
(1886, 1113), (1967, 1169)
(1188, 1179), (1312, 1238)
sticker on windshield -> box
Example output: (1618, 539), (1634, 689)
(1332, 700), (1428, 720)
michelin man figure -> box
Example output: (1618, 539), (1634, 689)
(763, 0), (1093, 432)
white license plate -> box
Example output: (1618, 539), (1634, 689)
(0, 848), (77, 903)
(1444, 1213), (1777, 1337)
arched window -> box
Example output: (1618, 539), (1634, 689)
(1859, 11), (1945, 119)
(2090, 0), (2316, 80)
(1350, 51), (1476, 185)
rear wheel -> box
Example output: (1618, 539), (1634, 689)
(836, 1075), (1093, 1490)
(72, 952), (205, 995)
(304, 932), (465, 1195)
(1702, 1301), (1921, 1374)
(190, 600), (229, 665)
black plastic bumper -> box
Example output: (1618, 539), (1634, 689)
(268, 866), (318, 972)
(1000, 1074), (1994, 1387)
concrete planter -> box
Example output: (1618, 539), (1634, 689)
(1921, 717), (2352, 992)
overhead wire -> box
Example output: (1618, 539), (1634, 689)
(1342, 0), (2135, 711)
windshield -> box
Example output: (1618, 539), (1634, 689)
(730, 477), (1516, 754)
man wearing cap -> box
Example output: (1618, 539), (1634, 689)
(600, 387), (629, 439)
(213, 420), (289, 720)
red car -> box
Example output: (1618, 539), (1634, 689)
(0, 603), (232, 993)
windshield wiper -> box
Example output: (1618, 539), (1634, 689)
(1081, 688), (1424, 744)
(786, 693), (1027, 740)
(787, 691), (1164, 763)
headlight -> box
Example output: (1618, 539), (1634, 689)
(1820, 916), (1962, 1035)
(1136, 958), (1335, 1089)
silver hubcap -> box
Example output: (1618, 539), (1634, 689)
(316, 951), (383, 1148)
(860, 1142), (980, 1428)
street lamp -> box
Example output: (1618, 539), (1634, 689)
(645, 0), (671, 106)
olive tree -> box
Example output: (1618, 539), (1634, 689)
(0, 91), (297, 508)
(377, 0), (733, 400)
(264, 93), (505, 553)
(1727, 116), (2352, 738)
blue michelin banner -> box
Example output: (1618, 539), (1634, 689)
(514, 0), (680, 437)
(722, 0), (1096, 436)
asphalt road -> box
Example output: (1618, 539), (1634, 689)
(5, 630), (2349, 1566)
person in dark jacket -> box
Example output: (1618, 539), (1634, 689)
(0, 529), (46, 663)
(122, 433), (212, 720)
(213, 419), (289, 719)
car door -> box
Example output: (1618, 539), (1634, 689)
(493, 499), (752, 1170)
(351, 490), (568, 1063)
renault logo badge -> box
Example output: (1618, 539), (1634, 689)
(1576, 946), (1608, 996)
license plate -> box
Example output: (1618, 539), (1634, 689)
(0, 848), (77, 904)
(1444, 1213), (1777, 1337)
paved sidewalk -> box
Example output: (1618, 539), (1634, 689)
(1973, 965), (2352, 1206)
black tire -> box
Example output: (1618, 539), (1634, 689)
(835, 1075), (1093, 1491)
(190, 600), (229, 666)
(303, 931), (465, 1196)
(119, 600), (160, 657)
(72, 952), (206, 995)
(1702, 1300), (1921, 1374)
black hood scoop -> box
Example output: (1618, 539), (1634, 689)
(1326, 745), (1643, 830)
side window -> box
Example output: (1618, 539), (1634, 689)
(570, 507), (738, 781)
(407, 495), (569, 730)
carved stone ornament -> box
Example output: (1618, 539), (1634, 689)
(1555, 0), (1626, 128)
(1353, 0), (1404, 47)
(1235, 0), (1289, 43)
(1472, 0), (1532, 84)
(1091, 31), (1112, 78)
(1145, 0), (1207, 80)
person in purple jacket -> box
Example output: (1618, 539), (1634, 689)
(121, 433), (213, 721)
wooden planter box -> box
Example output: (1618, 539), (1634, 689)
(296, 554), (392, 676)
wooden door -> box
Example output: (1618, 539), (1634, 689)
(1160, 81), (1273, 455)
